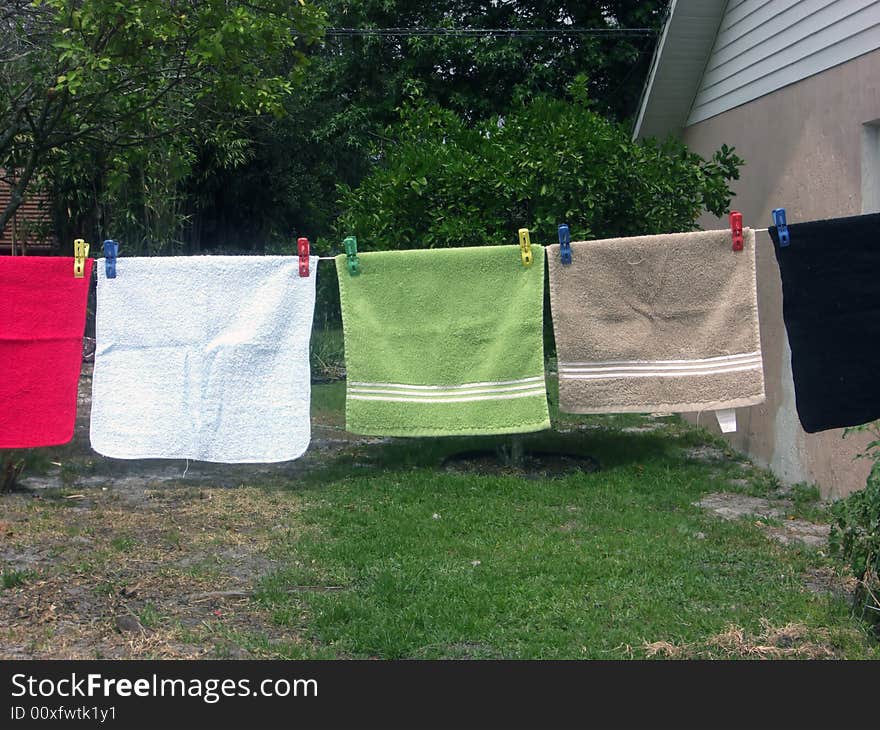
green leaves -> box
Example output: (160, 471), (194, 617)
(338, 92), (744, 250)
(1, 0), (326, 248)
(831, 423), (880, 626)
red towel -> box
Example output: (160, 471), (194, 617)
(0, 256), (93, 448)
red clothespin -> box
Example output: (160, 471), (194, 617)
(297, 237), (310, 277)
(729, 211), (743, 252)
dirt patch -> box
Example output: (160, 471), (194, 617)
(803, 566), (858, 601)
(0, 366), (374, 659)
(763, 520), (830, 548)
(442, 450), (600, 479)
(695, 492), (830, 548)
(684, 446), (728, 463)
(0, 483), (324, 659)
(696, 492), (791, 521)
(644, 620), (843, 659)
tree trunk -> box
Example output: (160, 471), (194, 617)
(509, 436), (525, 468)
(0, 147), (40, 238)
(0, 94), (65, 240)
(1, 455), (24, 493)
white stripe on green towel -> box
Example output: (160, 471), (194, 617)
(348, 389), (546, 404)
(348, 375), (544, 391)
(349, 377), (546, 402)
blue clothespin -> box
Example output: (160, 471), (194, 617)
(558, 224), (571, 265)
(772, 209), (790, 247)
(103, 239), (118, 278)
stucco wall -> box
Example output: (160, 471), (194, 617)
(680, 48), (880, 499)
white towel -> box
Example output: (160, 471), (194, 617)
(90, 255), (318, 463)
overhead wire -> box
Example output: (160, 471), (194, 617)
(323, 27), (658, 38)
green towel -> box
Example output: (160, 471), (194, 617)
(335, 245), (550, 437)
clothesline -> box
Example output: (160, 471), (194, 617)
(83, 227), (779, 272)
(6, 213), (879, 458)
(315, 229), (773, 258)
(323, 27), (658, 37)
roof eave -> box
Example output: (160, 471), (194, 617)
(632, 0), (728, 140)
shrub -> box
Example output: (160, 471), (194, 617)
(830, 423), (880, 629)
(338, 84), (744, 249)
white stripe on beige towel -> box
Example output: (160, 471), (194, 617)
(560, 353), (762, 378)
(559, 364), (762, 379)
(560, 352), (761, 368)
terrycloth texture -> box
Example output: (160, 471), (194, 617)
(0, 256), (92, 447)
(90, 255), (318, 462)
(770, 212), (880, 433)
(548, 229), (765, 414)
(335, 245), (550, 436)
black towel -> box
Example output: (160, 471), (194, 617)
(770, 212), (880, 433)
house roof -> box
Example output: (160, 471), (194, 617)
(632, 0), (727, 140)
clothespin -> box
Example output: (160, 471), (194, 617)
(729, 211), (743, 252)
(518, 228), (532, 267)
(344, 236), (360, 276)
(73, 239), (89, 278)
(772, 208), (790, 247)
(103, 240), (118, 279)
(558, 224), (571, 265)
(297, 237), (310, 277)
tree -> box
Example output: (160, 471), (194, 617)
(2, 1), (673, 252)
(190, 0), (670, 251)
(0, 0), (325, 247)
(337, 86), (743, 250)
(314, 0), (667, 124)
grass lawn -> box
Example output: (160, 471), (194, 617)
(245, 381), (877, 659)
(1, 375), (877, 659)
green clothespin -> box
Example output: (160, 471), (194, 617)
(344, 235), (360, 276)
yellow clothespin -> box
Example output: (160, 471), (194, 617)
(74, 239), (89, 278)
(518, 228), (532, 267)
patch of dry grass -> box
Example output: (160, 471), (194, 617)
(643, 620), (847, 659)
(0, 483), (319, 659)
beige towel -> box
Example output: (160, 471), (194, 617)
(547, 228), (765, 415)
